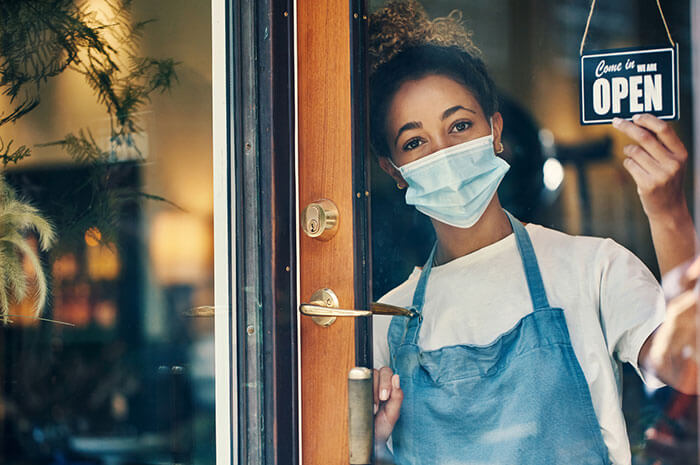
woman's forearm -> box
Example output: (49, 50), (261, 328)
(611, 115), (696, 276)
(647, 205), (697, 277)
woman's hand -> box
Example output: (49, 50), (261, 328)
(612, 114), (696, 275)
(374, 366), (403, 445)
(642, 258), (700, 463)
(644, 289), (698, 394)
(640, 257), (700, 395)
(612, 114), (688, 220)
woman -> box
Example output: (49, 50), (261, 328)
(369, 2), (697, 464)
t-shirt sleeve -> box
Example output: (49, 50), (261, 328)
(597, 239), (666, 388)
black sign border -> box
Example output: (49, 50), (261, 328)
(579, 44), (679, 125)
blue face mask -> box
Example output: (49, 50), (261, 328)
(393, 129), (510, 228)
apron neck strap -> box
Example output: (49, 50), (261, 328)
(403, 242), (437, 344)
(411, 242), (438, 311)
(505, 211), (550, 310)
(403, 211), (550, 344)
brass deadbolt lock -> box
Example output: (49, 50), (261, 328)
(301, 199), (339, 240)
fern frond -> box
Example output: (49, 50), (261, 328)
(115, 191), (186, 211)
(149, 58), (179, 93)
(0, 137), (32, 165)
(37, 129), (108, 164)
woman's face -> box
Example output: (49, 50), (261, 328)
(379, 74), (503, 186)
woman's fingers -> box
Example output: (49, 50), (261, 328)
(647, 289), (699, 393)
(631, 114), (687, 159)
(622, 157), (652, 191)
(623, 144), (658, 175)
(373, 368), (380, 414)
(680, 256), (700, 291)
(374, 372), (403, 443)
(614, 114), (688, 221)
(613, 117), (675, 164)
(383, 374), (403, 424)
(373, 366), (395, 414)
(378, 366), (394, 402)
(623, 144), (682, 188)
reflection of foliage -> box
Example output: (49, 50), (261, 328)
(0, 341), (141, 458)
(0, 137), (31, 165)
(0, 174), (55, 323)
(0, 0), (178, 163)
(0, 0), (179, 255)
(9, 157), (179, 261)
(35, 130), (182, 255)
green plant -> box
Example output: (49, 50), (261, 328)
(0, 0), (179, 321)
(0, 0), (178, 163)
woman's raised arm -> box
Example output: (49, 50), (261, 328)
(614, 114), (699, 393)
(612, 114), (696, 275)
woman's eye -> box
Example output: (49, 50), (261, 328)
(403, 138), (424, 151)
(450, 121), (472, 133)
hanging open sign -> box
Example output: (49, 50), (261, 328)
(580, 45), (679, 125)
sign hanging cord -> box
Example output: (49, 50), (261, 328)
(579, 0), (675, 55)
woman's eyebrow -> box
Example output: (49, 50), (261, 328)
(394, 121), (422, 146)
(441, 105), (476, 120)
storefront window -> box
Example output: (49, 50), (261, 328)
(0, 1), (216, 463)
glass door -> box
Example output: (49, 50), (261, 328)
(367, 1), (698, 464)
(0, 1), (231, 464)
(270, 0), (700, 464)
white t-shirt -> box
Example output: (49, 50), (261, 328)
(373, 223), (666, 465)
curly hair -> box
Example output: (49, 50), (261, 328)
(368, 0), (481, 72)
(369, 0), (498, 159)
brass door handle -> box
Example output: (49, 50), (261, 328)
(299, 288), (416, 326)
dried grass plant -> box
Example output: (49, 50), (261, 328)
(0, 174), (54, 324)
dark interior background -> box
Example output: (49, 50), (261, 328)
(368, 1), (695, 463)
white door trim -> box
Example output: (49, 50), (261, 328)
(213, 0), (234, 463)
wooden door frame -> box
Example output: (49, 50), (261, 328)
(294, 0), (372, 463)
(229, 0), (372, 463)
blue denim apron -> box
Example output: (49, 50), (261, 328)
(387, 213), (610, 465)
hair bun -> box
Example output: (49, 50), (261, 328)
(369, 0), (481, 72)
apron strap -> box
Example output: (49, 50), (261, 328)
(402, 211), (550, 345)
(403, 242), (438, 344)
(505, 211), (551, 310)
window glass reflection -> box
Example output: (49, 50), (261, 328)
(0, 1), (214, 464)
(369, 1), (696, 464)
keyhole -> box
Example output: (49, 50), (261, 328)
(309, 218), (319, 233)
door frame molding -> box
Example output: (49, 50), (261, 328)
(350, 0), (373, 369)
(226, 0), (373, 462)
(229, 0), (299, 463)
(694, 0), (700, 225)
